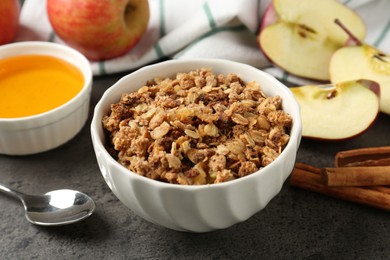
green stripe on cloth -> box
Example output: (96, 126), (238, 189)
(48, 31), (55, 42)
(342, 0), (353, 5)
(204, 2), (217, 30)
(154, 43), (165, 59)
(374, 17), (390, 47)
(282, 71), (289, 83)
(98, 62), (107, 75)
(175, 25), (247, 58)
(159, 0), (166, 37)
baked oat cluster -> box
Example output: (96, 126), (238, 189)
(102, 68), (292, 185)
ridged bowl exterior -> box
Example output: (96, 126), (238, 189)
(91, 59), (301, 232)
(0, 42), (92, 155)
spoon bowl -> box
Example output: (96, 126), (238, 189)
(0, 183), (95, 226)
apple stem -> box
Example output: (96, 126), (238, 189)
(334, 19), (363, 46)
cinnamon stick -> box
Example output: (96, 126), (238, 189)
(291, 163), (390, 211)
(335, 146), (390, 167)
(368, 186), (390, 195)
(322, 166), (390, 186)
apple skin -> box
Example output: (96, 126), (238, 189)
(0, 0), (20, 45)
(290, 80), (380, 141)
(259, 2), (278, 32)
(47, 0), (150, 61)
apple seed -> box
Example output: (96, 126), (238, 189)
(297, 24), (316, 39)
(327, 90), (338, 99)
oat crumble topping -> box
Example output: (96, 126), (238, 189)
(102, 68), (292, 185)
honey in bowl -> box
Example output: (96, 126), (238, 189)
(0, 54), (84, 118)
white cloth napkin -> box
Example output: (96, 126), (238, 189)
(17, 0), (390, 85)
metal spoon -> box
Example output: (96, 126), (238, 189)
(0, 183), (95, 226)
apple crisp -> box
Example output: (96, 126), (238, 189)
(102, 68), (292, 185)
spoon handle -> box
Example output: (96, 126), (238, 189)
(0, 183), (25, 201)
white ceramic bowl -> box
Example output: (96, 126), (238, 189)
(91, 59), (302, 232)
(0, 41), (92, 155)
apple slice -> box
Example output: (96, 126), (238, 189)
(330, 19), (390, 115)
(291, 80), (380, 140)
(258, 0), (366, 81)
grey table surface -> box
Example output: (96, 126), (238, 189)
(1, 69), (390, 260)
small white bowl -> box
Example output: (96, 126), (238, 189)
(91, 59), (302, 232)
(0, 41), (92, 155)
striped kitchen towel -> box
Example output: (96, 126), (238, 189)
(16, 0), (390, 85)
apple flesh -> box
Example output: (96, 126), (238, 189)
(47, 0), (150, 61)
(0, 0), (20, 45)
(291, 80), (380, 140)
(258, 0), (366, 81)
(330, 20), (390, 115)
(330, 46), (390, 115)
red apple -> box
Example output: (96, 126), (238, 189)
(47, 0), (150, 61)
(0, 0), (20, 45)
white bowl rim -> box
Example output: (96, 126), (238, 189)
(91, 58), (302, 190)
(0, 41), (92, 123)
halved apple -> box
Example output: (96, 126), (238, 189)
(291, 80), (380, 140)
(330, 20), (390, 115)
(258, 0), (366, 81)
